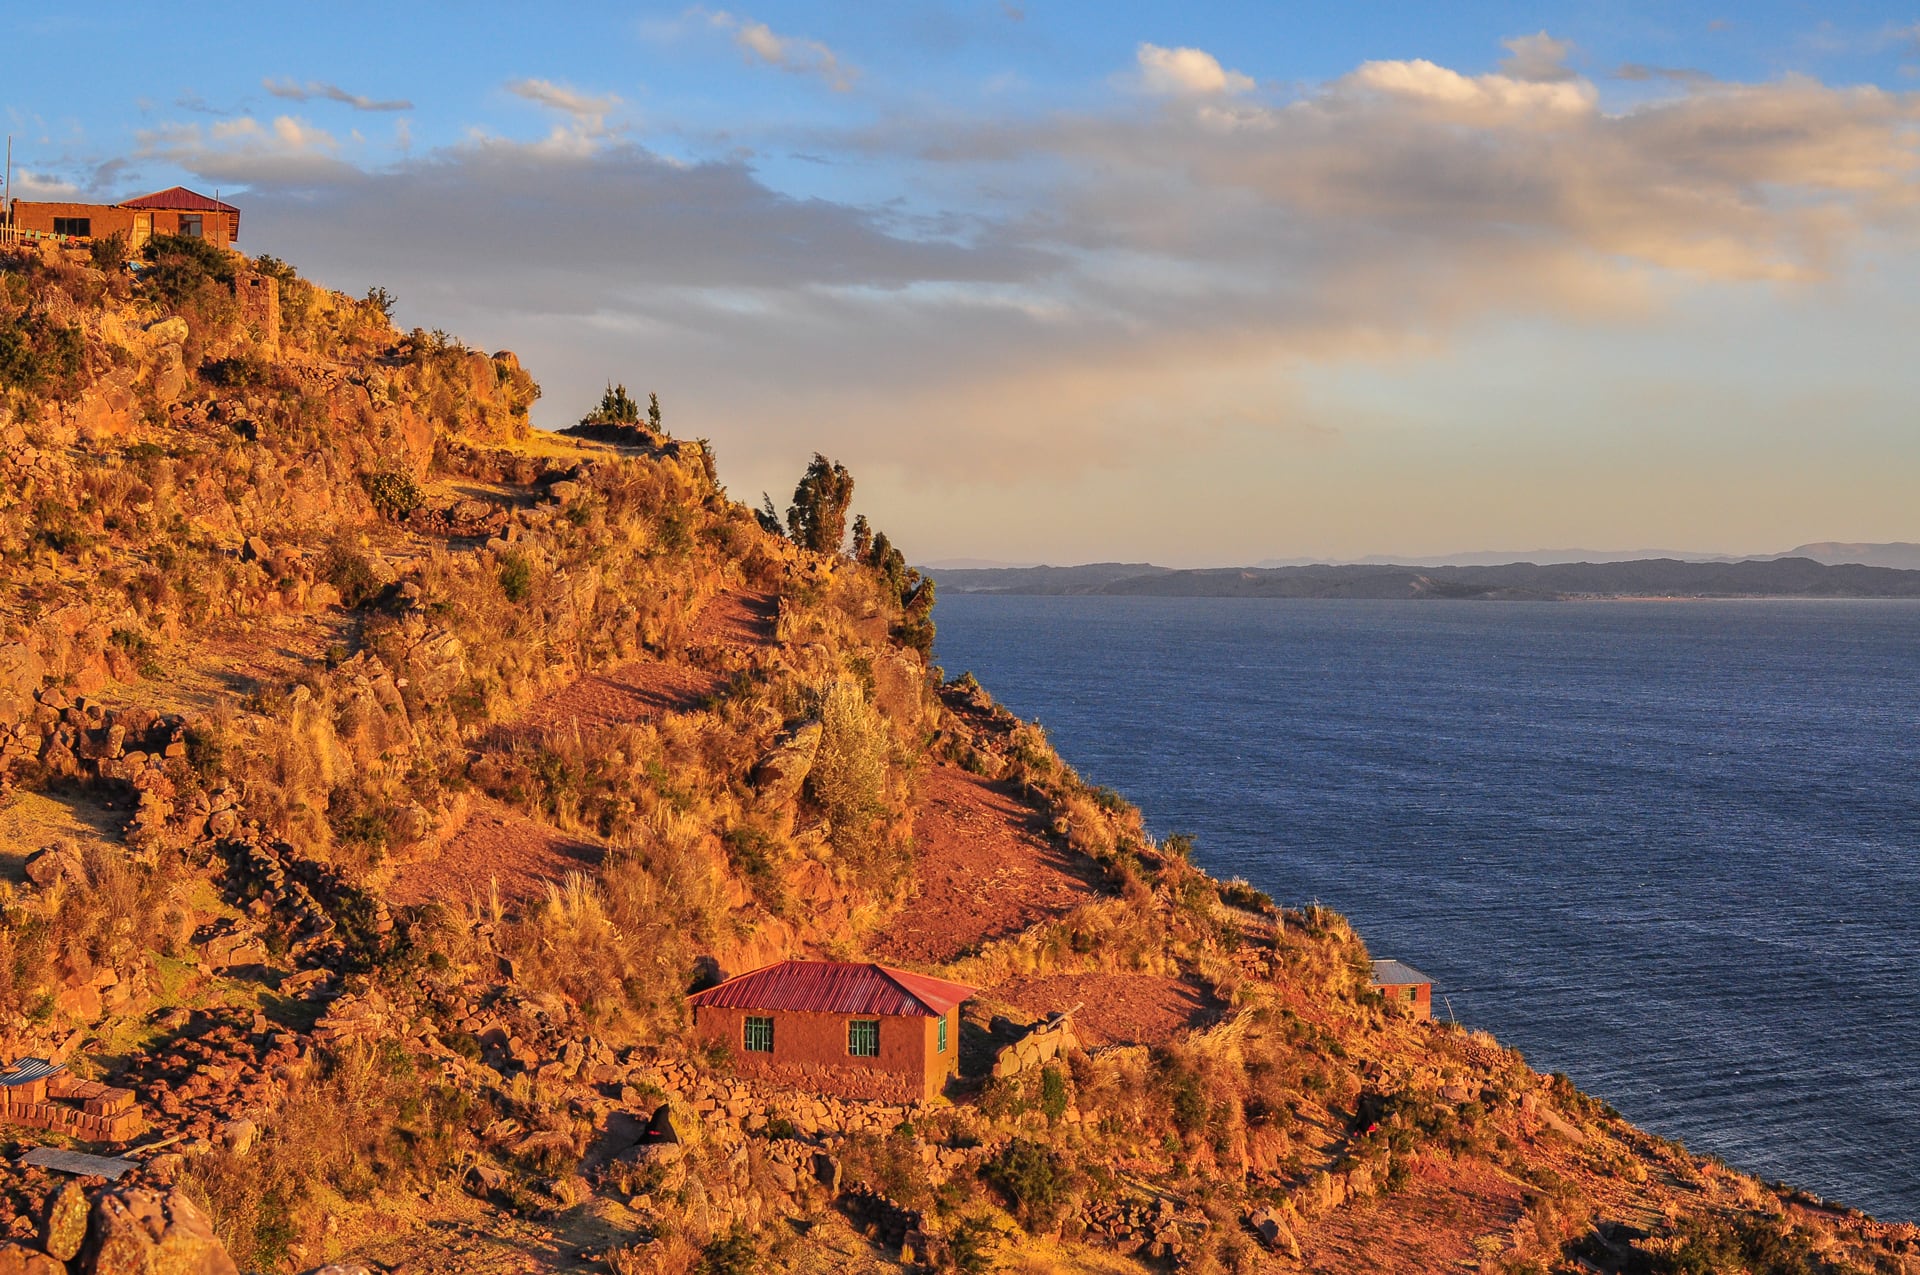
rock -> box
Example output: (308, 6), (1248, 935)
(751, 720), (822, 803)
(217, 1117), (256, 1156)
(0, 1244), (65, 1275)
(43, 1181), (89, 1260)
(24, 845), (84, 889)
(85, 1187), (238, 1275)
(299, 1266), (375, 1275)
(241, 537), (271, 564)
(813, 1151), (842, 1193)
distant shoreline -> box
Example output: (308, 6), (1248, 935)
(925, 557), (1920, 601)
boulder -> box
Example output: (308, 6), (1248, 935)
(42, 1181), (89, 1260)
(24, 845), (85, 889)
(85, 1187), (238, 1275)
(751, 720), (822, 804)
(0, 1245), (64, 1275)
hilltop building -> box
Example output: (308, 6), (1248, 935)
(1370, 958), (1433, 1019)
(5, 186), (240, 249)
(689, 960), (974, 1103)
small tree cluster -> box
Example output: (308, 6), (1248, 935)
(781, 453), (854, 554)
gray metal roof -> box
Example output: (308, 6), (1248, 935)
(0, 1058), (64, 1085)
(18, 1147), (137, 1180)
(1370, 959), (1431, 987)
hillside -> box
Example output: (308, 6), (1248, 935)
(0, 234), (1914, 1275)
(932, 559), (1920, 600)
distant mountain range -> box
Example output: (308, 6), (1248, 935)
(928, 547), (1920, 600)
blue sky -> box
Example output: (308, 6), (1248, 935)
(9, 2), (1920, 563)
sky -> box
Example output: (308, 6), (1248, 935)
(7, 2), (1920, 566)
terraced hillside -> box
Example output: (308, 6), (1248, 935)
(0, 234), (1911, 1275)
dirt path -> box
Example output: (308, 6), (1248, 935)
(518, 661), (723, 735)
(689, 588), (777, 648)
(1300, 1153), (1526, 1272)
(869, 765), (1107, 964)
(388, 798), (603, 910)
(987, 973), (1224, 1046)
(500, 590), (778, 742)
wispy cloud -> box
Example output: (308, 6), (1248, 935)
(1616, 63), (1717, 85)
(505, 78), (621, 123)
(263, 78), (412, 112)
(706, 10), (857, 92)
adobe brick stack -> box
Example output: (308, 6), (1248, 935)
(0, 1069), (147, 1142)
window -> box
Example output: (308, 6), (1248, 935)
(937, 1015), (948, 1054)
(743, 1016), (773, 1054)
(178, 215), (203, 238)
(52, 218), (91, 237)
(848, 1019), (879, 1058)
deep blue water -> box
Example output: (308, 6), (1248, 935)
(932, 596), (1920, 1221)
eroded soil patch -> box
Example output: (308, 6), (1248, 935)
(389, 798), (603, 910)
(870, 765), (1107, 964)
(988, 973), (1223, 1046)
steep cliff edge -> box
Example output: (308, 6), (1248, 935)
(0, 238), (1911, 1275)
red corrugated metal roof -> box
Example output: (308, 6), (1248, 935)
(120, 186), (240, 236)
(120, 186), (240, 214)
(688, 960), (975, 1018)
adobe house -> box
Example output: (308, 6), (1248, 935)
(6, 185), (240, 249)
(689, 960), (975, 1103)
(1370, 958), (1433, 1019)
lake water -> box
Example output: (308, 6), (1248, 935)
(932, 596), (1920, 1221)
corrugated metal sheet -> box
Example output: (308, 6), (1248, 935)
(1371, 959), (1431, 987)
(0, 1058), (64, 1085)
(119, 186), (241, 234)
(689, 960), (975, 1018)
(18, 1147), (137, 1180)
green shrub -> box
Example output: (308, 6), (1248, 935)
(498, 552), (533, 603)
(321, 543), (382, 609)
(0, 311), (85, 397)
(142, 233), (235, 305)
(363, 469), (423, 519)
(89, 231), (131, 272)
(1040, 1064), (1070, 1124)
(982, 1137), (1072, 1228)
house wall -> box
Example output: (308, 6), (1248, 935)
(7, 202), (236, 248)
(1377, 982), (1431, 1019)
(8, 202), (135, 241)
(694, 1004), (961, 1103)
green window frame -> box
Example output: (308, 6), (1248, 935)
(848, 1019), (879, 1058)
(743, 1015), (773, 1053)
(937, 1014), (948, 1054)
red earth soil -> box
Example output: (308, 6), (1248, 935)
(1300, 1153), (1526, 1272)
(500, 590), (779, 740)
(690, 589), (777, 647)
(987, 973), (1224, 1046)
(389, 798), (603, 909)
(868, 765), (1107, 965)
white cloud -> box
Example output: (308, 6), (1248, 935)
(1499, 31), (1577, 82)
(263, 78), (413, 112)
(185, 39), (1920, 499)
(1136, 43), (1254, 96)
(706, 10), (856, 91)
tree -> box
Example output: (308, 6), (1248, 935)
(647, 391), (663, 433)
(850, 515), (873, 561)
(586, 382), (641, 425)
(756, 494), (784, 537)
(785, 453), (854, 554)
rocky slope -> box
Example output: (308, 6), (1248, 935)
(0, 234), (1913, 1275)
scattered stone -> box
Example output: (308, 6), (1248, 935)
(85, 1187), (238, 1275)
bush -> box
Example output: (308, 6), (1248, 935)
(499, 551), (533, 603)
(807, 678), (891, 869)
(982, 1137), (1072, 1228)
(0, 310), (85, 398)
(363, 469), (423, 519)
(89, 231), (130, 272)
(321, 542), (383, 609)
(141, 233), (235, 305)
